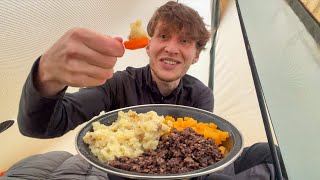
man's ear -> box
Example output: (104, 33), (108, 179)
(192, 58), (199, 64)
(146, 44), (150, 57)
(192, 52), (200, 64)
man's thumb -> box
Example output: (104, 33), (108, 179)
(114, 37), (123, 43)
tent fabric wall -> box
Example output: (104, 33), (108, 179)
(212, 0), (267, 146)
(0, 0), (214, 170)
(0, 0), (268, 171)
(238, 0), (320, 178)
(0, 0), (170, 170)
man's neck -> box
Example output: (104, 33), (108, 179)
(151, 71), (180, 97)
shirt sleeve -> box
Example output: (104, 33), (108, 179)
(17, 57), (114, 138)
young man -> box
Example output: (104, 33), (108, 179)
(10, 1), (278, 180)
(18, 1), (213, 138)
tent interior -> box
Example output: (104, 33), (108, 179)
(0, 0), (319, 179)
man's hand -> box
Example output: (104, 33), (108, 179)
(36, 28), (125, 96)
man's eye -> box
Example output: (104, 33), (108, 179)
(181, 39), (190, 43)
(160, 34), (166, 39)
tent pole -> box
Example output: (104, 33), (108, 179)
(208, 0), (220, 91)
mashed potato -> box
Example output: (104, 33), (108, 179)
(83, 110), (172, 162)
(127, 20), (149, 40)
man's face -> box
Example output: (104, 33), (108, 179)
(146, 22), (200, 83)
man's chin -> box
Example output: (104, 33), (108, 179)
(150, 67), (182, 82)
(157, 75), (181, 82)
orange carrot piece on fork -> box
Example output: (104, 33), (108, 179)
(124, 37), (149, 50)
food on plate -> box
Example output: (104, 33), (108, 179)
(123, 20), (150, 50)
(83, 110), (171, 162)
(164, 116), (229, 151)
(83, 110), (230, 174)
(109, 128), (222, 174)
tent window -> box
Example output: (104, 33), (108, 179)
(286, 0), (320, 45)
(299, 0), (320, 23)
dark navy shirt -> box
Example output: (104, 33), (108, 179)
(18, 57), (214, 138)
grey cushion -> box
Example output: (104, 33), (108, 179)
(1, 151), (110, 180)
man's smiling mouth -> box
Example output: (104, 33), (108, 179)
(161, 57), (180, 65)
(163, 59), (177, 65)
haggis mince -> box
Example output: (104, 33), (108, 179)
(108, 127), (222, 174)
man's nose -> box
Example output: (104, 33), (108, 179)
(164, 39), (179, 54)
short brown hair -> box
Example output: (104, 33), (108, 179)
(147, 1), (211, 51)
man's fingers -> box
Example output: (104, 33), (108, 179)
(114, 37), (123, 43)
(80, 64), (114, 80)
(65, 74), (108, 87)
(69, 28), (124, 57)
(65, 59), (114, 80)
(69, 42), (117, 69)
